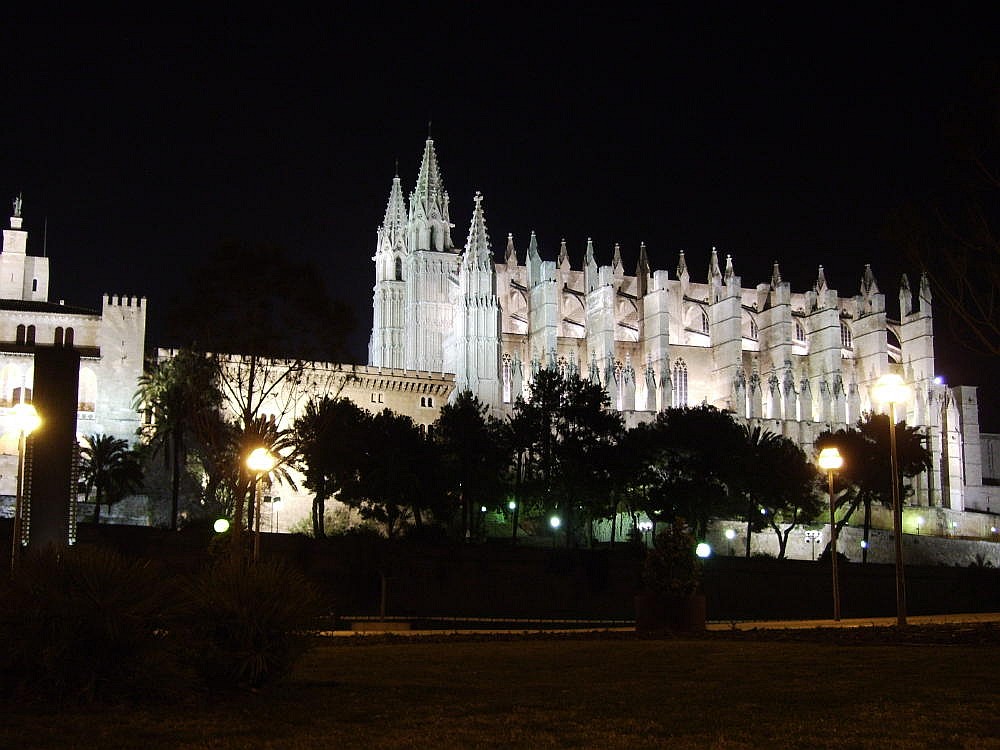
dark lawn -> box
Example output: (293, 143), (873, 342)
(6, 630), (1000, 749)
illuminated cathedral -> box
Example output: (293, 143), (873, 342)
(370, 137), (995, 514)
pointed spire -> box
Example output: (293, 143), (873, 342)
(636, 242), (650, 297)
(676, 250), (688, 278)
(557, 238), (569, 268)
(636, 242), (650, 277)
(860, 264), (879, 295)
(770, 261), (782, 289)
(505, 233), (517, 265)
(414, 137), (446, 221)
(814, 265), (828, 294)
(527, 230), (541, 263)
(464, 192), (491, 262)
(584, 237), (596, 267)
(723, 254), (735, 282)
(708, 247), (721, 281)
(380, 175), (408, 250)
(612, 242), (623, 271)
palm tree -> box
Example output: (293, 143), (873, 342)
(134, 349), (221, 530)
(79, 434), (143, 524)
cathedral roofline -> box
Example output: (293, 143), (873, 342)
(0, 299), (99, 316)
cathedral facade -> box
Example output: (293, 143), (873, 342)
(370, 138), (993, 514)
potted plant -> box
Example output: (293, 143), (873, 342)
(635, 518), (706, 632)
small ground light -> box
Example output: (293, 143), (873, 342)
(480, 505), (487, 513)
(992, 527), (998, 534)
(916, 516), (925, 534)
(696, 542), (712, 558)
(724, 529), (736, 540)
(213, 518), (230, 533)
(549, 516), (561, 530)
(860, 540), (868, 549)
(508, 500), (516, 511)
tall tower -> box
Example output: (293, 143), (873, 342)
(369, 174), (408, 368)
(450, 193), (501, 408)
(403, 138), (460, 372)
(1, 195), (49, 302)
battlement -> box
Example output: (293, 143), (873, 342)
(103, 294), (146, 309)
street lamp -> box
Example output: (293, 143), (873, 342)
(916, 516), (924, 535)
(271, 496), (282, 533)
(873, 372), (911, 627)
(549, 515), (561, 548)
(246, 447), (276, 563)
(817, 446), (844, 621)
(9, 403), (41, 573)
(724, 527), (736, 556)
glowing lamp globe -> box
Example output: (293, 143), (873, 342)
(549, 516), (561, 530)
(873, 373), (910, 406)
(10, 402), (42, 435)
(817, 447), (843, 471)
(247, 447), (276, 473)
(213, 518), (231, 533)
(696, 542), (712, 558)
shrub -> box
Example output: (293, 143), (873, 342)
(642, 519), (702, 597)
(177, 557), (322, 689)
(0, 546), (175, 702)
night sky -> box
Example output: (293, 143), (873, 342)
(3, 12), (997, 428)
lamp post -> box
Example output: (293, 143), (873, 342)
(873, 372), (910, 627)
(817, 446), (843, 621)
(272, 496), (281, 533)
(9, 403), (41, 574)
(246, 447), (276, 563)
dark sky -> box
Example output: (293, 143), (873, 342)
(3, 11), (997, 428)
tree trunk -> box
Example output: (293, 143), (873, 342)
(170, 433), (181, 531)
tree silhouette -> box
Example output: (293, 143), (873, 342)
(79, 434), (143, 524)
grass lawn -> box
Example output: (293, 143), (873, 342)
(6, 629), (1000, 749)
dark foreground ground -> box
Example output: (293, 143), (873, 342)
(6, 622), (1000, 750)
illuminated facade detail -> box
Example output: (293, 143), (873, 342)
(0, 206), (147, 499)
(369, 137), (996, 514)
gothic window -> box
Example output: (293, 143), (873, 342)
(501, 353), (512, 403)
(700, 309), (710, 334)
(394, 256), (403, 281)
(15, 324), (25, 344)
(672, 358), (688, 408)
(54, 327), (64, 345)
(840, 321), (853, 350)
(65, 328), (74, 346)
(795, 321), (806, 342)
(78, 367), (97, 412)
(427, 396), (433, 407)
(748, 316), (758, 340)
(31, 278), (37, 292)
(26, 325), (35, 345)
(421, 397), (426, 407)
(12, 386), (32, 404)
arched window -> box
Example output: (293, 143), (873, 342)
(54, 326), (64, 346)
(672, 358), (688, 408)
(795, 321), (806, 342)
(840, 321), (853, 350)
(12, 387), (32, 404)
(31, 278), (37, 292)
(501, 353), (512, 403)
(420, 396), (426, 407)
(394, 256), (403, 281)
(65, 327), (74, 346)
(749, 316), (758, 340)
(701, 309), (710, 334)
(25, 325), (35, 345)
(15, 324), (25, 344)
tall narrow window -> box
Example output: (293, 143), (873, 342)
(395, 257), (403, 281)
(15, 324), (25, 344)
(749, 317), (758, 340)
(701, 309), (710, 334)
(840, 321), (853, 350)
(672, 358), (688, 408)
(31, 278), (37, 292)
(65, 328), (74, 346)
(795, 321), (806, 342)
(501, 353), (512, 403)
(54, 327), (64, 345)
(25, 325), (35, 345)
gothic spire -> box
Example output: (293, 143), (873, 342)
(464, 192), (491, 263)
(636, 241), (650, 277)
(612, 242), (623, 272)
(380, 175), (408, 251)
(527, 230), (541, 264)
(505, 233), (517, 265)
(557, 238), (569, 268)
(413, 137), (446, 221)
(723, 254), (735, 282)
(770, 261), (782, 289)
(814, 265), (828, 295)
(860, 264), (879, 295)
(584, 237), (596, 267)
(708, 247), (722, 281)
(676, 250), (688, 278)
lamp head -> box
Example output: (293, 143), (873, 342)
(817, 446), (843, 471)
(247, 447), (277, 473)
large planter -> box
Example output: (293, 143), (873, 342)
(634, 591), (706, 632)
